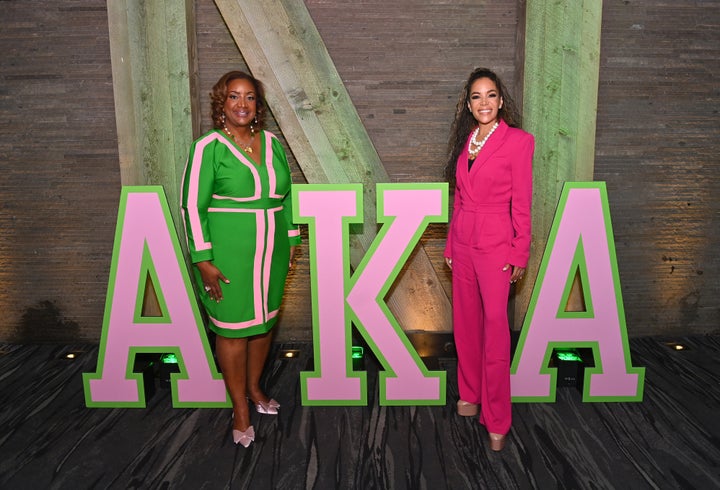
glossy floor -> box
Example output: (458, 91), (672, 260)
(0, 335), (718, 489)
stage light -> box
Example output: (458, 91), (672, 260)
(157, 353), (180, 389)
(160, 353), (178, 364)
(278, 349), (300, 359)
(351, 345), (364, 370)
(133, 353), (160, 399)
(59, 350), (85, 360)
(662, 341), (689, 351)
(551, 348), (586, 389)
(556, 350), (583, 362)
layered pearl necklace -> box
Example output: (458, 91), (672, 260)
(468, 121), (499, 160)
(223, 125), (254, 154)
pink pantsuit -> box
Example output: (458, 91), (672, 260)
(445, 119), (534, 435)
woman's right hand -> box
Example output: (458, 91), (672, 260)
(196, 261), (230, 302)
(445, 257), (453, 270)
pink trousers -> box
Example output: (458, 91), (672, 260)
(451, 241), (512, 435)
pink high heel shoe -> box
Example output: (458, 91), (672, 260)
(254, 399), (279, 415)
(232, 425), (255, 447)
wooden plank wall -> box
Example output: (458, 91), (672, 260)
(595, 0), (720, 335)
(0, 2), (121, 342)
(194, 0), (521, 340)
(0, 0), (717, 342)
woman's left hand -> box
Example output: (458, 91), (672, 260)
(503, 264), (526, 284)
(196, 260), (230, 302)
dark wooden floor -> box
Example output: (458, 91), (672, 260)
(1, 335), (719, 489)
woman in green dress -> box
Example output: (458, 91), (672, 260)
(181, 71), (300, 447)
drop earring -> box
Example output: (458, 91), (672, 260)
(221, 112), (235, 142)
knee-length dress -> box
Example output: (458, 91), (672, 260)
(181, 129), (301, 338)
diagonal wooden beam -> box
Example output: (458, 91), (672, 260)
(214, 0), (452, 332)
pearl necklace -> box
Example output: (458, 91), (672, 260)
(468, 121), (499, 159)
(223, 125), (254, 154)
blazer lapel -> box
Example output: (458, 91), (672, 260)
(458, 133), (472, 183)
(469, 119), (509, 173)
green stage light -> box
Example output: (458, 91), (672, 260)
(351, 346), (364, 359)
(351, 345), (364, 369)
(551, 348), (586, 389)
(161, 353), (178, 364)
(157, 353), (180, 389)
(556, 350), (583, 362)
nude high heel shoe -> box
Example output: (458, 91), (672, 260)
(456, 400), (479, 416)
(488, 432), (506, 451)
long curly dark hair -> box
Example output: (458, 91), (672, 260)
(444, 67), (521, 183)
(210, 71), (267, 130)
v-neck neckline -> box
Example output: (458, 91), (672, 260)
(221, 128), (263, 166)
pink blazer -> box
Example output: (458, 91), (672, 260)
(445, 119), (534, 268)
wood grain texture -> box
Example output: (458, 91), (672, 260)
(0, 335), (718, 488)
(107, 0), (196, 236)
(594, 0), (720, 336)
(212, 0), (453, 333)
(0, 0), (717, 343)
(0, 1), (121, 342)
(520, 0), (603, 326)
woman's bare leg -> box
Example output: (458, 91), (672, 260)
(215, 335), (251, 430)
(246, 330), (273, 404)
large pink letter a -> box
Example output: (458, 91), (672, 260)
(511, 182), (645, 402)
(83, 186), (228, 407)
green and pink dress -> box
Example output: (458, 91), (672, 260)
(181, 129), (300, 338)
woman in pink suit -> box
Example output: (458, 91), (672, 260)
(444, 67), (534, 451)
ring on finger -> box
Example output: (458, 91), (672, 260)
(204, 285), (211, 292)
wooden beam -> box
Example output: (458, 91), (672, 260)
(106, 0), (197, 234)
(214, 0), (452, 332)
(107, 0), (198, 312)
(518, 0), (603, 325)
